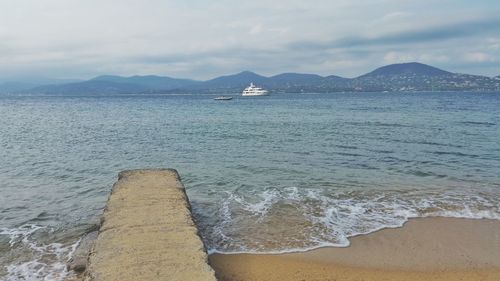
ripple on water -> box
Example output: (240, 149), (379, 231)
(1, 92), (500, 278)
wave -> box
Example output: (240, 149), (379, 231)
(195, 186), (500, 255)
(426, 150), (479, 158)
(346, 121), (411, 128)
(0, 225), (79, 281)
(459, 121), (496, 126)
(390, 139), (465, 149)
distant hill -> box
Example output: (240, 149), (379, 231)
(265, 73), (350, 92)
(269, 73), (323, 83)
(351, 63), (498, 92)
(92, 75), (198, 90)
(31, 80), (149, 95)
(0, 82), (42, 92)
(266, 73), (324, 90)
(191, 71), (269, 90)
(7, 62), (500, 95)
(189, 71), (332, 92)
(0, 78), (82, 93)
(359, 62), (451, 78)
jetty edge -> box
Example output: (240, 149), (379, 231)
(81, 169), (216, 281)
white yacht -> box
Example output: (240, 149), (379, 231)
(242, 83), (269, 96)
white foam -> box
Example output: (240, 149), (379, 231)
(211, 193), (233, 242)
(1, 224), (80, 281)
(283, 186), (300, 200)
(0, 225), (44, 247)
(204, 186), (500, 255)
(232, 189), (280, 217)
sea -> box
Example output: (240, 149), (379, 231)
(1, 91), (499, 280)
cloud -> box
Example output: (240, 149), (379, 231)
(289, 18), (500, 51)
(0, 0), (499, 80)
(464, 52), (495, 63)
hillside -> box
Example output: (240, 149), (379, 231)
(191, 71), (269, 90)
(91, 75), (198, 90)
(6, 62), (500, 94)
(31, 80), (149, 95)
(351, 63), (498, 92)
(358, 62), (451, 78)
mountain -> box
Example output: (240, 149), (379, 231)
(0, 82), (42, 92)
(350, 62), (499, 92)
(9, 62), (500, 95)
(31, 80), (149, 95)
(266, 73), (352, 92)
(21, 75), (198, 95)
(266, 73), (325, 92)
(92, 75), (197, 90)
(0, 78), (82, 93)
(186, 72), (352, 93)
(359, 62), (451, 78)
(270, 73), (323, 83)
(193, 71), (269, 90)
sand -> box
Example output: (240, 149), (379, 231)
(209, 217), (500, 281)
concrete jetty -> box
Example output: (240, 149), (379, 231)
(83, 169), (216, 281)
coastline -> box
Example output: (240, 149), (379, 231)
(209, 217), (500, 281)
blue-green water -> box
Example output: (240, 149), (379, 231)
(1, 92), (499, 280)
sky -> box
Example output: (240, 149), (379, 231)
(0, 0), (499, 81)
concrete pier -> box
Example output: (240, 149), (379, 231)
(84, 169), (216, 281)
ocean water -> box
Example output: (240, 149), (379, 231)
(1, 92), (499, 280)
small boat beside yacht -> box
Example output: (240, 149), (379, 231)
(214, 96), (233, 100)
(242, 83), (269, 96)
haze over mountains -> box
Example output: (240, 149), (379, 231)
(1, 62), (499, 95)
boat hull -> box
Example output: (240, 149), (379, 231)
(214, 96), (233, 100)
(241, 92), (269, 96)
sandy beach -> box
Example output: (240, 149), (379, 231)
(209, 217), (500, 281)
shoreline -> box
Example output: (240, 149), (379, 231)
(209, 217), (500, 281)
(206, 215), (500, 256)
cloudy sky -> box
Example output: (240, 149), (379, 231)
(1, 0), (499, 81)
